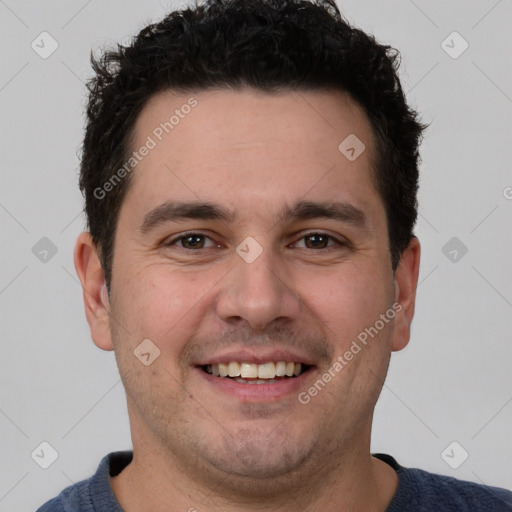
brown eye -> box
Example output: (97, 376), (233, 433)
(180, 234), (206, 249)
(304, 233), (330, 249)
(165, 233), (219, 249)
(293, 232), (342, 250)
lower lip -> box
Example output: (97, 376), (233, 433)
(195, 367), (314, 402)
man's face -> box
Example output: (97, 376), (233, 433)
(101, 88), (406, 483)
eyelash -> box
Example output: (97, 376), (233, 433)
(164, 231), (348, 251)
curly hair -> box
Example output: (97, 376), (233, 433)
(80, 0), (426, 291)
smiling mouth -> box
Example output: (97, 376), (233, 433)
(201, 361), (311, 384)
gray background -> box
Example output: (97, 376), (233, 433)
(1, 0), (511, 510)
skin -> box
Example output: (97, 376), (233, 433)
(75, 87), (420, 511)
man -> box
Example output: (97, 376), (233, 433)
(37, 0), (512, 510)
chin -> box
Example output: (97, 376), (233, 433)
(203, 423), (314, 480)
(209, 452), (309, 486)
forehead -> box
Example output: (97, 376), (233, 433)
(122, 87), (383, 226)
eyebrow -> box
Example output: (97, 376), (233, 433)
(138, 199), (368, 234)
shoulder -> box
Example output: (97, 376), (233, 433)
(374, 454), (512, 512)
(399, 466), (512, 510)
(35, 478), (93, 512)
(35, 451), (133, 512)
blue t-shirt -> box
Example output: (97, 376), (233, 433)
(36, 451), (512, 511)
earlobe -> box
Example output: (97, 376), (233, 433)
(73, 232), (114, 351)
(391, 236), (421, 352)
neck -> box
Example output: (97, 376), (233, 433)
(111, 421), (397, 512)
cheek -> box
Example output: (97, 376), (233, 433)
(114, 265), (220, 351)
(297, 265), (392, 346)
(109, 269), (199, 391)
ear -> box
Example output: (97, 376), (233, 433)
(391, 236), (421, 352)
(74, 231), (114, 351)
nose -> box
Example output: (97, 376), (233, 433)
(215, 246), (301, 331)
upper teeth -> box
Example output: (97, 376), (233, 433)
(206, 361), (302, 379)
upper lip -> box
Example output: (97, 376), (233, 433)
(196, 348), (316, 366)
